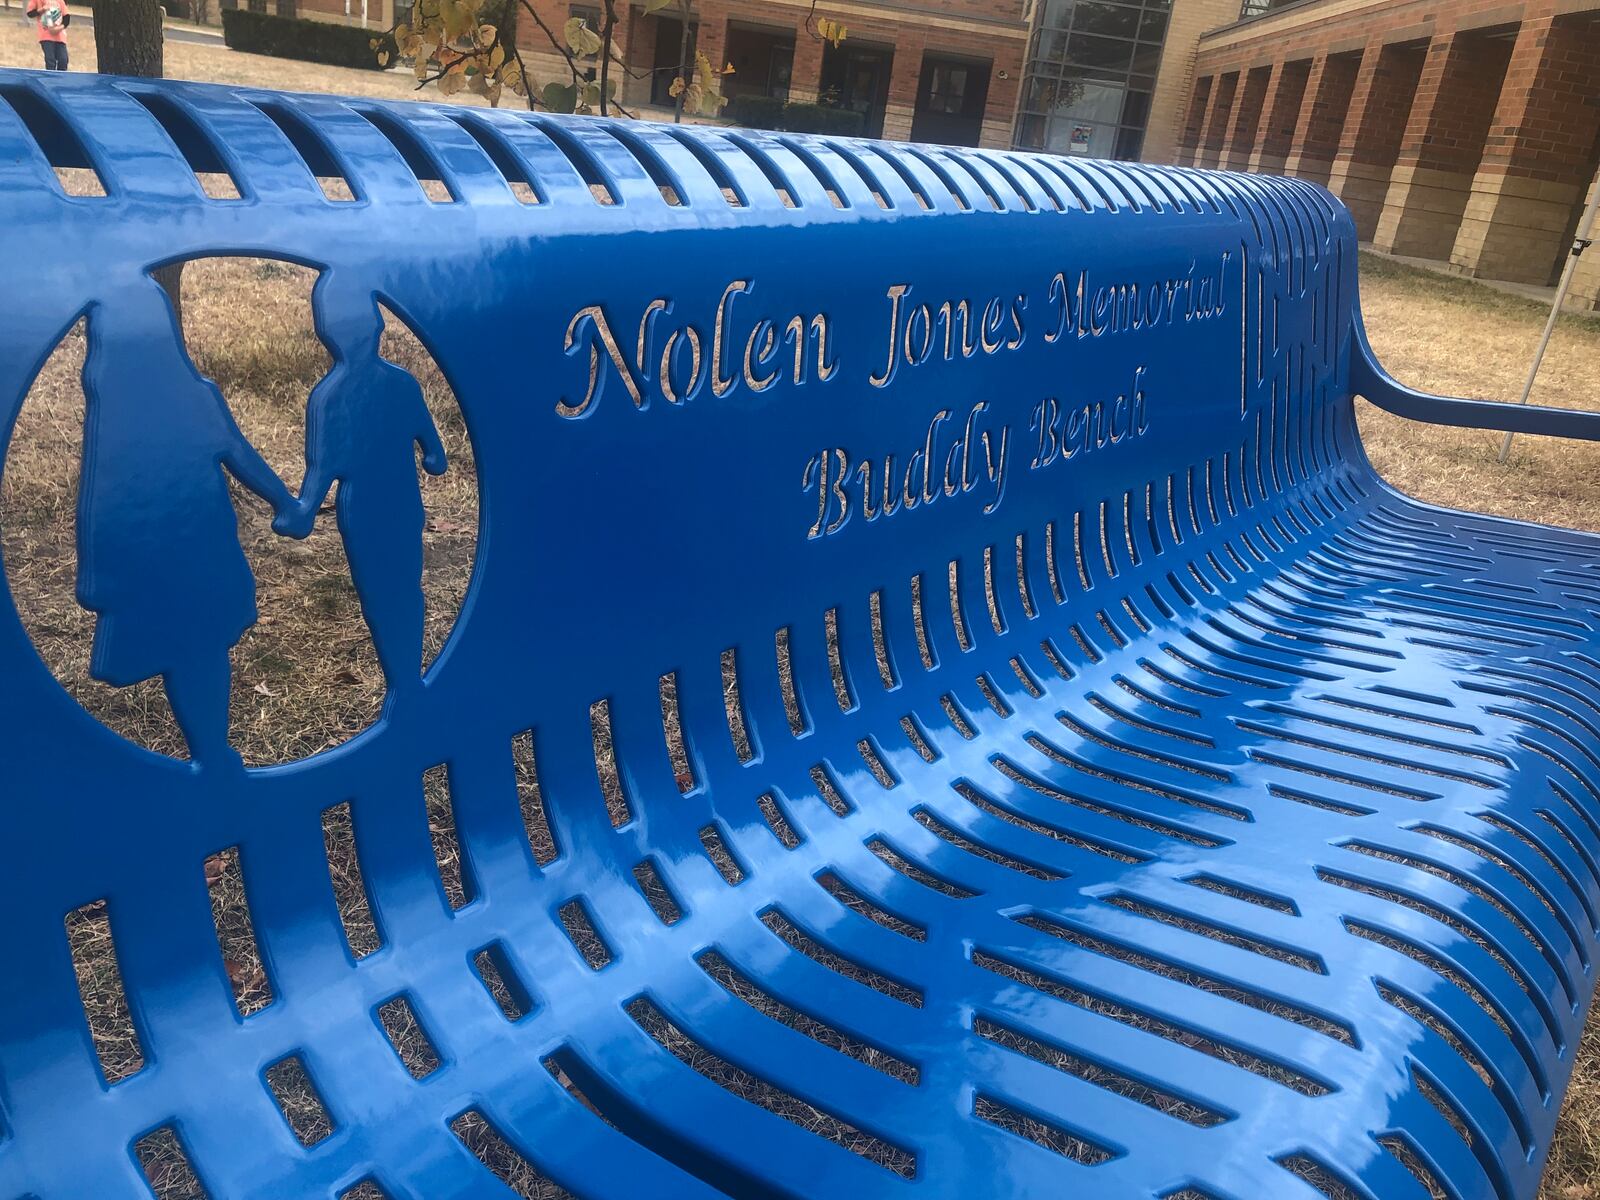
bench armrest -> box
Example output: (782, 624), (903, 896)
(1351, 323), (1600, 441)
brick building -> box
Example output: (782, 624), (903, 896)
(1176, 0), (1600, 309)
(281, 0), (1029, 147)
(611, 0), (1030, 146)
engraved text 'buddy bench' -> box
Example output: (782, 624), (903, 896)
(3, 69), (1600, 1200)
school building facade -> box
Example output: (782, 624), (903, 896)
(612, 0), (1031, 148)
(1174, 0), (1600, 308)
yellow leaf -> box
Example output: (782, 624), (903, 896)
(564, 15), (602, 57)
(477, 22), (496, 44)
(668, 75), (686, 98)
(439, 71), (465, 95)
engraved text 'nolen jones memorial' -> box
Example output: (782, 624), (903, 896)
(555, 256), (1233, 538)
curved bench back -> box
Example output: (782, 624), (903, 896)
(0, 71), (1405, 1200)
(0, 68), (1357, 771)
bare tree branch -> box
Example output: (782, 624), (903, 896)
(598, 0), (617, 117)
(803, 0), (822, 40)
(519, 0), (585, 90)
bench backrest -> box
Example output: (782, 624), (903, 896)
(0, 70), (1369, 1198)
(0, 69), (1355, 740)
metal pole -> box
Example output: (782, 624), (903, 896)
(1499, 168), (1600, 462)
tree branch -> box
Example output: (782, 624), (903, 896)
(598, 0), (617, 117)
(519, 0), (584, 90)
(803, 0), (821, 40)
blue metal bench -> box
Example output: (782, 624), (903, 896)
(2, 69), (1599, 1200)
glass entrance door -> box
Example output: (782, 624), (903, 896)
(820, 44), (893, 138)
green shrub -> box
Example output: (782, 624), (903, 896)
(728, 94), (786, 131)
(220, 9), (397, 71)
(781, 103), (866, 137)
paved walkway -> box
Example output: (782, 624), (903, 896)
(1361, 242), (1559, 306)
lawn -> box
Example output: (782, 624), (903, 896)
(0, 9), (495, 102)
(1, 19), (1599, 1196)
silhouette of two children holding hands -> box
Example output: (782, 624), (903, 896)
(76, 270), (446, 770)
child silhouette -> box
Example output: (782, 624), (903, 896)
(77, 274), (295, 769)
(276, 279), (446, 698)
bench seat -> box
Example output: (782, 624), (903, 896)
(0, 71), (1597, 1200)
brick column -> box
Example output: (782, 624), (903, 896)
(1451, 13), (1600, 285)
(1143, 0), (1244, 163)
(881, 28), (926, 142)
(1249, 58), (1311, 174)
(694, 1), (730, 84)
(980, 44), (1025, 148)
(1284, 51), (1361, 186)
(619, 6), (657, 107)
(1176, 75), (1215, 167)
(1326, 39), (1427, 240)
(788, 16), (827, 105)
(1196, 71), (1238, 168)
(1221, 64), (1272, 171)
(1373, 30), (1514, 260)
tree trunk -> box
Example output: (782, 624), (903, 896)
(93, 0), (164, 78)
(95, 1), (181, 322)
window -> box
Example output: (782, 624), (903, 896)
(1013, 0), (1171, 160)
(925, 64), (970, 114)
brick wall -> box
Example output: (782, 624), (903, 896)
(1222, 62), (1271, 166)
(1180, 0), (1600, 303)
(1480, 12), (1600, 183)
(1298, 51), (1362, 163)
(1152, 0), (1245, 163)
(292, 0), (387, 27)
(1400, 29), (1513, 173)
(1341, 40), (1427, 168)
(1256, 58), (1310, 162)
(1198, 69), (1238, 162)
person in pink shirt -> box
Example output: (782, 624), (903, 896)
(24, 0), (69, 70)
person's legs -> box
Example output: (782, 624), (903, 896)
(340, 489), (427, 696)
(163, 655), (241, 770)
(42, 41), (67, 70)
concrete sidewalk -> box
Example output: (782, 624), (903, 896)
(4, 4), (226, 46)
(1361, 242), (1560, 307)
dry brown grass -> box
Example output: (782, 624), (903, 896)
(2, 257), (477, 765)
(1356, 252), (1600, 532)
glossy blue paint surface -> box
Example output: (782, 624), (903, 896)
(0, 68), (1597, 1200)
